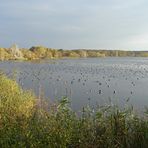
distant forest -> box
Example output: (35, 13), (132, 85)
(1, 44), (148, 60)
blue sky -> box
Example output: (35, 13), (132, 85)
(0, 0), (148, 50)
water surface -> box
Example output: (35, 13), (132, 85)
(0, 57), (148, 111)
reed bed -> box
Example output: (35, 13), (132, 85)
(0, 74), (147, 148)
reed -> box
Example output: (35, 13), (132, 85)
(0, 74), (147, 148)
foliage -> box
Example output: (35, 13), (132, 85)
(29, 46), (48, 59)
(2, 45), (148, 61)
(0, 48), (11, 60)
(0, 75), (148, 147)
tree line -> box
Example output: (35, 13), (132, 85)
(1, 45), (148, 60)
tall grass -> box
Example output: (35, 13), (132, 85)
(0, 74), (148, 148)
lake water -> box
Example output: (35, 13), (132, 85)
(0, 57), (148, 112)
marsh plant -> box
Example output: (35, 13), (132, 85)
(0, 74), (148, 148)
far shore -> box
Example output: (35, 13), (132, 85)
(1, 45), (148, 61)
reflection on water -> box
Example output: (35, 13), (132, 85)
(0, 57), (148, 111)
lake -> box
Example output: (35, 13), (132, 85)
(0, 57), (148, 112)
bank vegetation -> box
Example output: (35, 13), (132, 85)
(1, 44), (148, 60)
(0, 74), (147, 147)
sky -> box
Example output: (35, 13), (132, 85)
(0, 0), (148, 50)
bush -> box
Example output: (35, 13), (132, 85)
(0, 74), (35, 147)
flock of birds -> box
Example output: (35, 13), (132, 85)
(0, 58), (148, 109)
